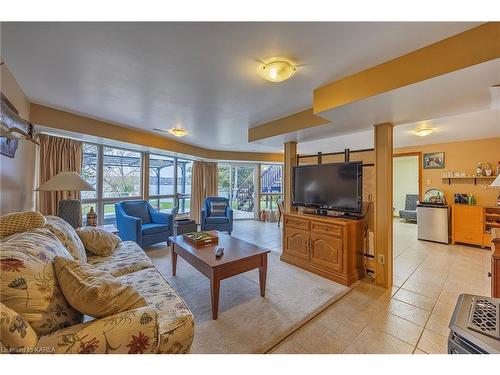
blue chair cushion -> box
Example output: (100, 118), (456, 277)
(209, 201), (227, 217)
(205, 216), (229, 224)
(122, 201), (151, 224)
(142, 223), (169, 235)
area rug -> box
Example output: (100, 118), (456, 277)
(146, 244), (350, 354)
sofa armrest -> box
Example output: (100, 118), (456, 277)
(37, 307), (159, 354)
(201, 208), (207, 223)
(115, 203), (142, 244)
(149, 208), (173, 226)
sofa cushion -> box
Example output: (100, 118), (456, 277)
(54, 256), (146, 318)
(122, 201), (151, 224)
(37, 306), (159, 354)
(45, 216), (87, 262)
(0, 302), (39, 353)
(76, 226), (122, 256)
(142, 223), (169, 235)
(209, 201), (227, 217)
(0, 211), (46, 239)
(87, 241), (153, 277)
(0, 228), (84, 335)
(205, 216), (229, 224)
(118, 268), (194, 354)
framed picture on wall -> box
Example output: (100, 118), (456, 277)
(423, 152), (445, 169)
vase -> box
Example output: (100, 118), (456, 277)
(86, 207), (97, 227)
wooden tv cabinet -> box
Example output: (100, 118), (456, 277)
(281, 212), (365, 286)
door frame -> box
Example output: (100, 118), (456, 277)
(392, 151), (423, 201)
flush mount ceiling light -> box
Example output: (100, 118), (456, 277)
(168, 127), (188, 137)
(412, 127), (436, 137)
(154, 127), (188, 137)
(258, 58), (296, 83)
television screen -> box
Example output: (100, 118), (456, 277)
(292, 162), (363, 213)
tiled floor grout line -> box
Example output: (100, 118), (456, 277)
(411, 251), (458, 353)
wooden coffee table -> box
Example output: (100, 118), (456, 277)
(169, 231), (270, 320)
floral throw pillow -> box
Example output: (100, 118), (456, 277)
(0, 302), (38, 353)
(0, 228), (83, 336)
(45, 216), (87, 262)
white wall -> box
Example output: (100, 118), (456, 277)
(393, 156), (419, 216)
(0, 64), (36, 214)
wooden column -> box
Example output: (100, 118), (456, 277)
(283, 142), (297, 213)
(374, 123), (394, 288)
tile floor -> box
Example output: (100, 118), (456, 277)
(231, 219), (491, 354)
(232, 219), (283, 253)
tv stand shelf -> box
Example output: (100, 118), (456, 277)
(281, 212), (365, 286)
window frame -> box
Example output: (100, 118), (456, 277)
(81, 142), (194, 225)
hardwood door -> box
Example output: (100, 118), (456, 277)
(283, 228), (310, 260)
(309, 232), (343, 272)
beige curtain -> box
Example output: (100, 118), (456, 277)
(37, 134), (83, 216)
(204, 162), (218, 197)
(190, 161), (219, 223)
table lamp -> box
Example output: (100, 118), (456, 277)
(491, 175), (500, 206)
(36, 171), (95, 228)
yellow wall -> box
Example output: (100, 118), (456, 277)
(31, 104), (283, 163)
(395, 137), (500, 206)
(0, 64), (36, 214)
(299, 137), (500, 207)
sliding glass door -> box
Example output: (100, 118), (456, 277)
(218, 164), (256, 220)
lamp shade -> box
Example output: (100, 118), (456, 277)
(491, 175), (500, 187)
(36, 171), (95, 192)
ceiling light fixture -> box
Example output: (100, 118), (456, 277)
(259, 58), (296, 83)
(412, 127), (435, 137)
(168, 127), (188, 137)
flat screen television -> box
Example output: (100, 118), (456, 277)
(292, 162), (363, 213)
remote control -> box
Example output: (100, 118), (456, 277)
(215, 247), (224, 258)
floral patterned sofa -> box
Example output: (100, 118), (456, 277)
(0, 212), (194, 354)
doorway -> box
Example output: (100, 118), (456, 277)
(393, 153), (421, 220)
(218, 164), (256, 220)
(392, 152), (421, 268)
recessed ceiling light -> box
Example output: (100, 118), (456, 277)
(258, 58), (296, 83)
(412, 127), (435, 137)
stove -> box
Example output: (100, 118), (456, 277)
(448, 294), (500, 354)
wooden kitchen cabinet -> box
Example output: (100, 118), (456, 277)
(452, 204), (484, 246)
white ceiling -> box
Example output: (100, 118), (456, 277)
(1, 22), (482, 153)
(257, 58), (500, 150)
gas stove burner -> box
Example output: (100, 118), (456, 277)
(467, 297), (500, 340)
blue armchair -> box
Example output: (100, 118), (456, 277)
(200, 197), (233, 235)
(115, 200), (174, 248)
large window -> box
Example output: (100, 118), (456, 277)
(81, 144), (98, 200)
(177, 159), (193, 214)
(102, 147), (142, 198)
(260, 164), (283, 214)
(149, 154), (175, 196)
(81, 143), (193, 225)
